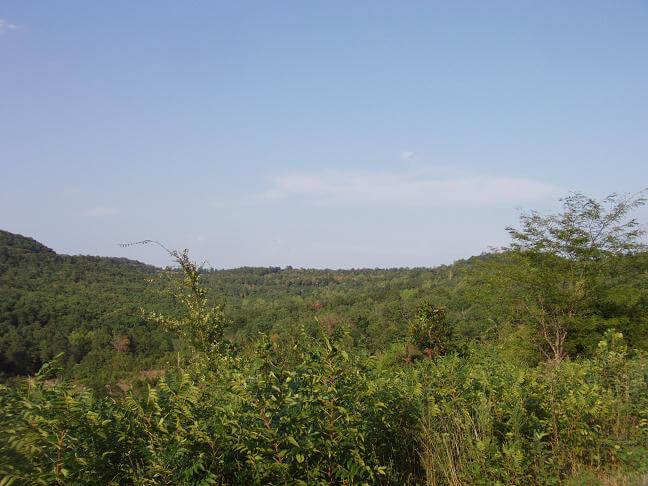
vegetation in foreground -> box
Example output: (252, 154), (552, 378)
(1, 191), (648, 485)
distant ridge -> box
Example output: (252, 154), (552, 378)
(0, 229), (167, 376)
(0, 229), (56, 256)
(0, 229), (154, 269)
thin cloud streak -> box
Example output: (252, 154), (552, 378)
(83, 207), (120, 217)
(0, 19), (18, 33)
(256, 170), (562, 207)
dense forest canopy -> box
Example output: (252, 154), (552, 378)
(3, 209), (647, 387)
(1, 192), (648, 484)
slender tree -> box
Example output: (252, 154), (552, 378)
(503, 191), (646, 361)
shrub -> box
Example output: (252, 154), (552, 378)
(419, 334), (648, 485)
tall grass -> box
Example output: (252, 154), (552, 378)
(420, 334), (648, 485)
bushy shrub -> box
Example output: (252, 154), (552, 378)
(419, 333), (648, 485)
(0, 330), (422, 485)
(408, 302), (450, 359)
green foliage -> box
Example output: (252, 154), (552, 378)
(3, 226), (647, 388)
(217, 330), (420, 484)
(472, 192), (648, 361)
(408, 302), (450, 358)
(0, 255), (423, 484)
(507, 191), (647, 259)
(4, 328), (646, 485)
(419, 333), (648, 485)
(1, 190), (648, 483)
(144, 248), (228, 357)
(0, 333), (422, 484)
(0, 230), (175, 387)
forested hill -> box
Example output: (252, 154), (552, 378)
(0, 230), (56, 261)
(207, 250), (648, 357)
(207, 263), (477, 349)
(2, 228), (648, 391)
(0, 229), (481, 383)
(3, 190), (648, 484)
(0, 230), (171, 381)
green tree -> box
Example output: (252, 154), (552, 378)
(120, 241), (229, 358)
(503, 191), (647, 361)
(408, 301), (450, 358)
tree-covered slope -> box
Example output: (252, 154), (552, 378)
(0, 230), (174, 381)
(2, 221), (647, 387)
(2, 192), (648, 484)
(0, 229), (474, 380)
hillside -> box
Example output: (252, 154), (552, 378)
(3, 229), (647, 387)
(1, 230), (476, 383)
(2, 192), (648, 484)
(0, 230), (172, 382)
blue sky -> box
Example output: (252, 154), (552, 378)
(1, 1), (647, 268)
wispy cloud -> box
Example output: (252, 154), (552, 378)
(256, 170), (562, 207)
(400, 150), (415, 161)
(83, 207), (120, 217)
(0, 18), (18, 34)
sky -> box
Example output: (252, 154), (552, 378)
(1, 1), (647, 268)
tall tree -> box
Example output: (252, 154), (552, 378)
(489, 191), (646, 361)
